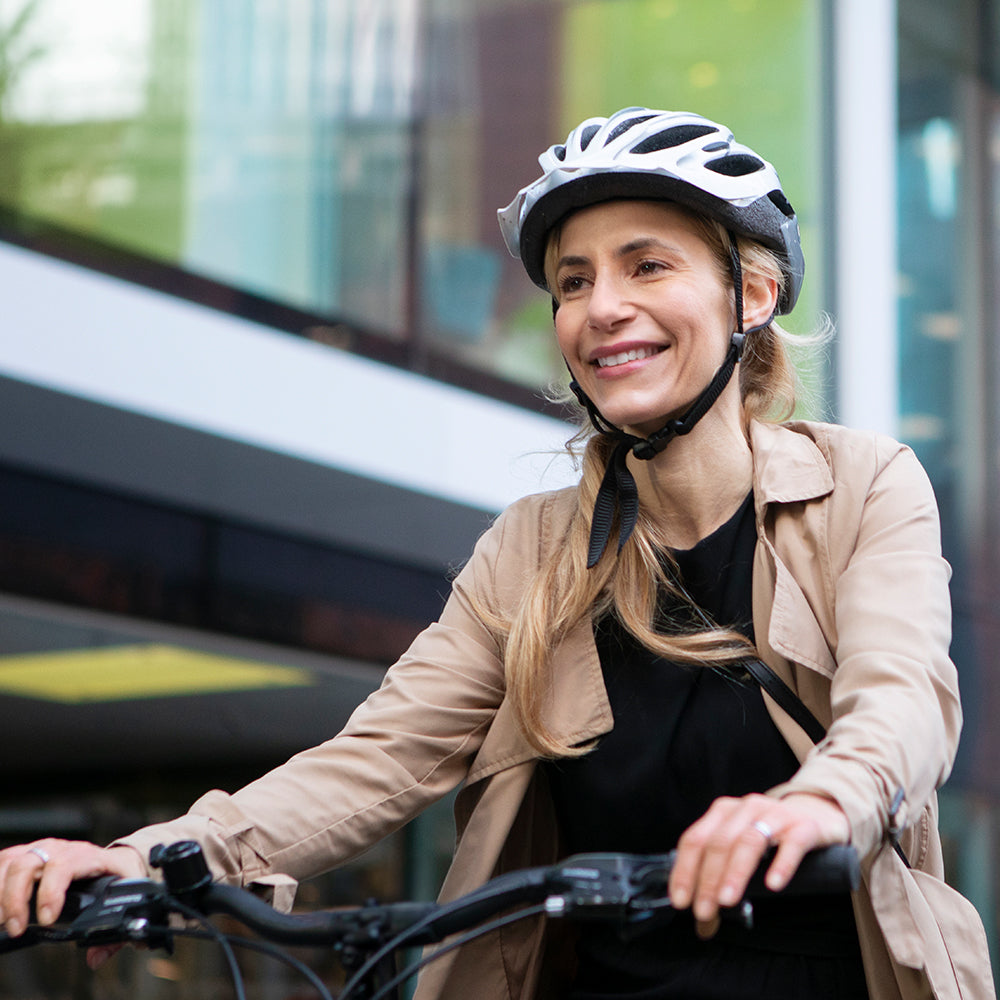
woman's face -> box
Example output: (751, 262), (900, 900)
(550, 200), (736, 439)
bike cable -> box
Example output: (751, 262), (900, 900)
(354, 903), (551, 1000)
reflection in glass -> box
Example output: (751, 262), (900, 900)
(0, 0), (823, 398)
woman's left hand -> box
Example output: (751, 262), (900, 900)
(666, 792), (851, 937)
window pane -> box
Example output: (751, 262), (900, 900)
(0, 0), (824, 396)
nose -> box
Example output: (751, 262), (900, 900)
(587, 272), (635, 331)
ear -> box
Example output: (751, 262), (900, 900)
(742, 272), (780, 330)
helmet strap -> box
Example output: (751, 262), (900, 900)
(729, 232), (746, 339)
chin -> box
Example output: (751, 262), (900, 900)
(590, 398), (669, 433)
(619, 406), (684, 436)
(622, 423), (669, 440)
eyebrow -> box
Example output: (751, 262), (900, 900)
(555, 236), (682, 272)
(618, 237), (676, 256)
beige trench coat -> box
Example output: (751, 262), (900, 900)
(118, 420), (993, 1000)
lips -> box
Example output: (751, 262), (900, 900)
(594, 345), (664, 369)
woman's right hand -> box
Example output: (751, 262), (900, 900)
(0, 839), (146, 948)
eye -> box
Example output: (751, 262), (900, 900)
(635, 258), (667, 277)
(556, 272), (589, 296)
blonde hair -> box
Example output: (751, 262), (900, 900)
(495, 209), (802, 758)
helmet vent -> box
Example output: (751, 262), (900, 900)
(706, 153), (765, 177)
(604, 114), (657, 145)
(553, 144), (567, 161)
(768, 189), (794, 217)
(630, 123), (716, 154)
(579, 124), (601, 150)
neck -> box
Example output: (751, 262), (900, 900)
(628, 399), (753, 550)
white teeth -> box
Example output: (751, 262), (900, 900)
(596, 346), (659, 368)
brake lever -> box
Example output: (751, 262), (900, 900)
(41, 877), (174, 951)
(542, 853), (755, 931)
(628, 855), (755, 929)
(544, 854), (640, 917)
(542, 854), (667, 929)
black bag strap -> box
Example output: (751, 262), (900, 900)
(743, 658), (827, 744)
(744, 657), (911, 868)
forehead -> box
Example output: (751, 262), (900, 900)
(555, 199), (711, 254)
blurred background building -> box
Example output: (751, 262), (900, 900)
(0, 0), (997, 994)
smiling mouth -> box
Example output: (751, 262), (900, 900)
(595, 346), (664, 369)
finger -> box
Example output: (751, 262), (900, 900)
(690, 799), (772, 922)
(34, 854), (82, 927)
(714, 816), (775, 909)
(87, 943), (125, 969)
(669, 811), (719, 909)
(0, 850), (14, 923)
(1, 844), (49, 936)
(668, 797), (742, 912)
(763, 794), (850, 891)
(695, 915), (721, 940)
(763, 830), (812, 892)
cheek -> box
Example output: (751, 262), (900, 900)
(553, 311), (578, 359)
(712, 284), (737, 332)
(683, 289), (734, 348)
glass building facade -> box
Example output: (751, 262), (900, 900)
(0, 0), (998, 994)
(0, 0), (827, 390)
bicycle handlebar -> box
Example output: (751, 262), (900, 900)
(0, 839), (860, 957)
(0, 840), (862, 1000)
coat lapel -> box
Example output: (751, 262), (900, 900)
(749, 422), (839, 750)
(466, 616), (612, 785)
(750, 421), (837, 670)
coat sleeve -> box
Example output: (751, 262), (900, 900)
(112, 492), (556, 891)
(772, 436), (962, 860)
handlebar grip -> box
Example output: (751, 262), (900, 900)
(747, 844), (861, 897)
(625, 844), (860, 903)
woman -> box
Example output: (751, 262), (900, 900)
(0, 109), (989, 999)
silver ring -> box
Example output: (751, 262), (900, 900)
(752, 820), (774, 842)
(28, 846), (50, 865)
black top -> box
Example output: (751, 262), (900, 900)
(542, 494), (867, 999)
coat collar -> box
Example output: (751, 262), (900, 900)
(748, 420), (835, 508)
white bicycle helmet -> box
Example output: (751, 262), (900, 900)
(498, 107), (804, 314)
